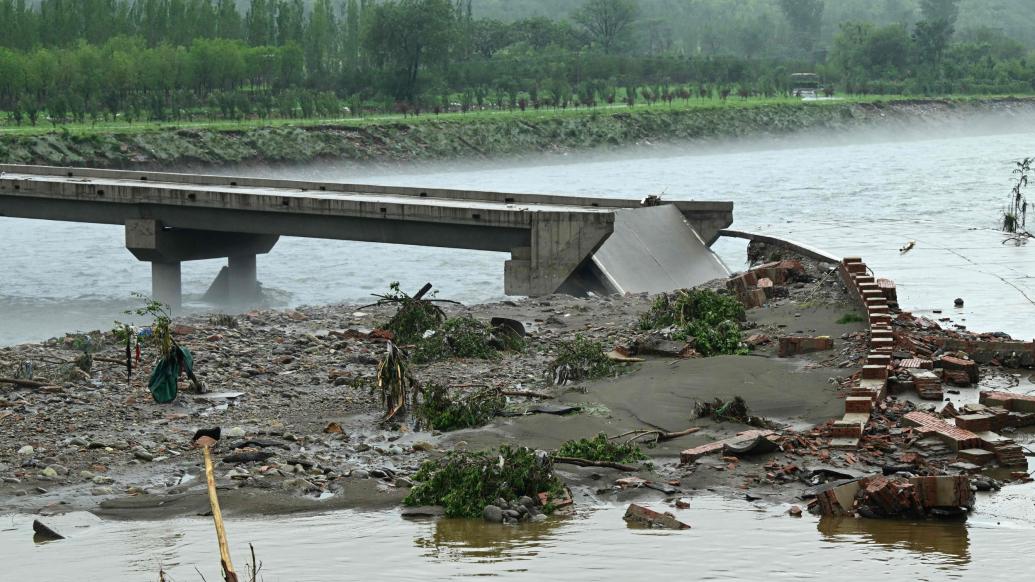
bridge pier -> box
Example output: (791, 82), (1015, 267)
(152, 261), (182, 310)
(125, 219), (277, 310)
(227, 254), (259, 307)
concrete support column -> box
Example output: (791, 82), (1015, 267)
(228, 254), (259, 308)
(152, 261), (182, 310)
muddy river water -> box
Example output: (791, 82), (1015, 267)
(3, 122), (1035, 579)
(3, 492), (1035, 581)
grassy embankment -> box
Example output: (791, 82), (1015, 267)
(0, 94), (1031, 169)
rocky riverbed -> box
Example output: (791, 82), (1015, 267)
(1, 247), (1030, 522)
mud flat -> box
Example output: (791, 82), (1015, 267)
(1, 243), (1031, 523)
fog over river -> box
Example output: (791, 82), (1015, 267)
(2, 119), (1034, 344)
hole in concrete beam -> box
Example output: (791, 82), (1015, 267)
(320, 186), (327, 191)
(188, 193), (197, 201)
(13, 184), (19, 190)
(140, 176), (148, 181)
(505, 197), (515, 203)
(67, 172), (73, 177)
(472, 213), (481, 220)
(380, 207), (387, 213)
(419, 192), (427, 197)
(282, 198), (290, 206)
(97, 190), (105, 196)
(230, 181), (238, 186)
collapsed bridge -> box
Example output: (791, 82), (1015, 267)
(0, 164), (733, 308)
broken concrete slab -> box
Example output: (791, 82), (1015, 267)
(680, 430), (778, 464)
(623, 504), (691, 530)
(778, 336), (834, 358)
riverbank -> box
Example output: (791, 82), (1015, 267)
(2, 243), (1032, 523)
(0, 248), (858, 519)
(2, 96), (1035, 169)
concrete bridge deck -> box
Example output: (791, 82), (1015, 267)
(0, 164), (733, 308)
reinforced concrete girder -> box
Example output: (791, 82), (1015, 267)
(125, 218), (279, 263)
(504, 213), (615, 296)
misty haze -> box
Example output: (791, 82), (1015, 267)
(1, 1), (1035, 581)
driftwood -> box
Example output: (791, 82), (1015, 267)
(610, 427), (701, 445)
(0, 377), (51, 389)
(553, 456), (641, 472)
(501, 390), (554, 399)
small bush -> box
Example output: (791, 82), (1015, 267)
(556, 433), (648, 463)
(208, 313), (238, 328)
(381, 283), (445, 345)
(550, 335), (619, 384)
(417, 384), (504, 431)
(413, 316), (497, 363)
(404, 445), (564, 518)
(639, 289), (747, 357)
(837, 312), (866, 324)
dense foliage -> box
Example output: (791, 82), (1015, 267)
(0, 0), (1033, 128)
(412, 316), (499, 363)
(404, 445), (564, 518)
(556, 433), (648, 463)
(416, 384), (504, 431)
(381, 282), (445, 346)
(549, 334), (620, 384)
(639, 289), (748, 357)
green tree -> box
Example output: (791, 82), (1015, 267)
(920, 0), (962, 25)
(363, 0), (456, 100)
(778, 0), (826, 60)
(573, 0), (638, 54)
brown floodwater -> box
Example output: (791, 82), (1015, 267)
(3, 492), (1035, 581)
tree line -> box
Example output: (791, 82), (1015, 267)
(0, 0), (1033, 127)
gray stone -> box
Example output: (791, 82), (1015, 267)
(91, 487), (114, 496)
(17, 445), (34, 455)
(483, 505), (504, 523)
(69, 437), (89, 447)
(92, 475), (114, 485)
(401, 506), (445, 518)
(351, 469), (370, 479)
(133, 448), (154, 462)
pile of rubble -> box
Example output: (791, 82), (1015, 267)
(675, 255), (1034, 520)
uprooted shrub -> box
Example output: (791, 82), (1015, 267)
(556, 433), (648, 463)
(412, 316), (517, 363)
(374, 341), (420, 421)
(691, 396), (772, 428)
(417, 384), (505, 431)
(638, 289), (747, 357)
(379, 282), (446, 345)
(549, 334), (620, 385)
(404, 445), (565, 518)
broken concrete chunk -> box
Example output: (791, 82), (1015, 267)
(680, 430), (777, 464)
(813, 475), (974, 520)
(32, 520), (64, 542)
(623, 504), (690, 530)
(778, 336), (833, 358)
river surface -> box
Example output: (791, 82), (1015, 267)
(3, 123), (1035, 580)
(3, 492), (1035, 581)
(2, 124), (1035, 344)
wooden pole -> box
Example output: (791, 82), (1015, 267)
(202, 445), (237, 582)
